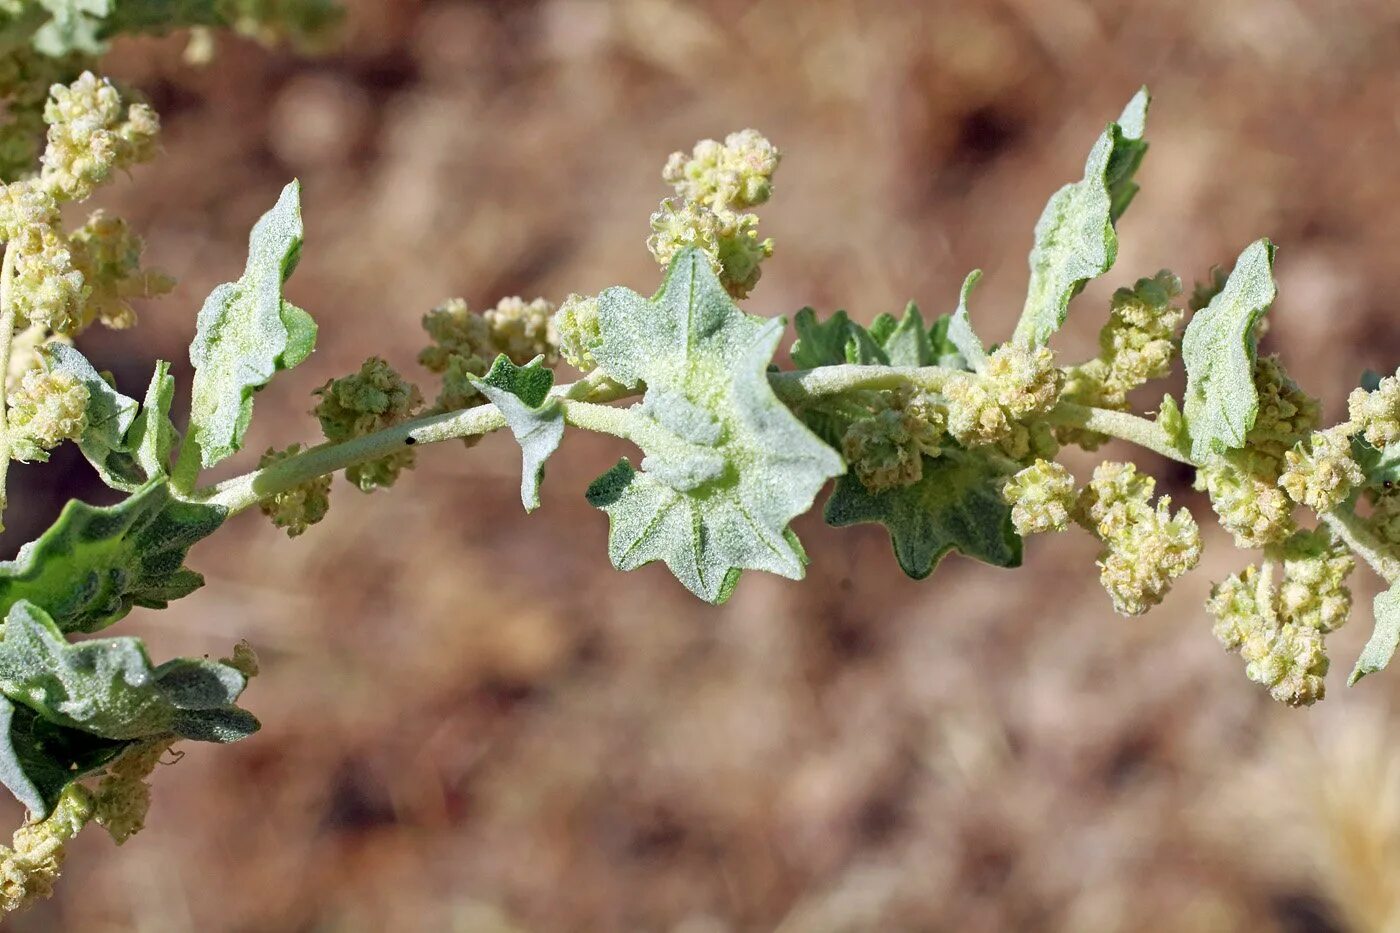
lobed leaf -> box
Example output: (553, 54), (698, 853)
(1011, 89), (1151, 348)
(185, 181), (314, 472)
(1350, 585), (1400, 686)
(1181, 238), (1277, 461)
(0, 600), (258, 743)
(0, 480), (225, 634)
(824, 449), (1022, 579)
(469, 354), (564, 512)
(587, 248), (843, 603)
(0, 696), (128, 818)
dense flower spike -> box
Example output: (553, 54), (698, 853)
(314, 357), (423, 491)
(484, 296), (559, 365)
(555, 292), (600, 371)
(1002, 459), (1076, 535)
(40, 72), (159, 203)
(1279, 426), (1364, 513)
(256, 444), (332, 536)
(662, 128), (780, 210)
(1076, 463), (1201, 615)
(0, 785), (92, 913)
(6, 366), (87, 461)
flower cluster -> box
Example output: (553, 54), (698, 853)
(314, 357), (422, 491)
(649, 129), (780, 298)
(256, 444), (332, 536)
(1074, 462), (1201, 615)
(1002, 459), (1076, 536)
(1208, 528), (1354, 706)
(1348, 371), (1400, 449)
(0, 784), (92, 914)
(840, 390), (945, 492)
(419, 295), (560, 413)
(555, 292), (601, 371)
(92, 738), (175, 845)
(1195, 355), (1318, 548)
(1279, 425), (1363, 513)
(5, 366), (87, 462)
(942, 344), (1062, 460)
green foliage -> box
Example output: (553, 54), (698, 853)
(1012, 90), (1149, 348)
(0, 480), (224, 634)
(586, 248), (842, 602)
(183, 180), (313, 474)
(0, 695), (127, 817)
(947, 270), (986, 370)
(824, 449), (1022, 579)
(1351, 585), (1400, 685)
(0, 600), (257, 742)
(1181, 238), (1277, 461)
(39, 341), (138, 486)
(469, 353), (563, 512)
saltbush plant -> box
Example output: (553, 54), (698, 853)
(0, 1), (1396, 914)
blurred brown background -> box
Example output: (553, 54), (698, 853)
(9, 0), (1400, 930)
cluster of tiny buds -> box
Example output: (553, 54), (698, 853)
(313, 357), (422, 493)
(942, 343), (1062, 460)
(6, 366), (86, 462)
(257, 443), (332, 537)
(0, 784), (91, 914)
(840, 390), (944, 492)
(648, 129), (780, 299)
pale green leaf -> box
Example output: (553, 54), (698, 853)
(469, 354), (563, 512)
(824, 449), (1022, 579)
(0, 696), (127, 817)
(873, 302), (934, 367)
(1181, 238), (1276, 461)
(129, 360), (177, 481)
(39, 342), (143, 488)
(1012, 89), (1152, 347)
(185, 180), (311, 471)
(947, 270), (986, 370)
(1350, 585), (1400, 686)
(0, 480), (225, 634)
(790, 307), (853, 368)
(0, 600), (258, 743)
(587, 248), (843, 603)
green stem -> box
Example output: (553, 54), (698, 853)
(1043, 401), (1193, 466)
(768, 364), (957, 403)
(1323, 504), (1400, 585)
(0, 242), (18, 529)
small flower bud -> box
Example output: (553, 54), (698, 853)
(1279, 426), (1364, 513)
(1243, 620), (1328, 707)
(1002, 459), (1076, 535)
(484, 296), (558, 365)
(983, 343), (1062, 419)
(7, 367), (87, 461)
(257, 444), (332, 536)
(661, 129), (780, 210)
(556, 292), (601, 371)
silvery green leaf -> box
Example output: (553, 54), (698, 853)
(0, 600), (258, 743)
(184, 181), (313, 471)
(129, 360), (177, 481)
(39, 342), (141, 487)
(1350, 585), (1400, 685)
(947, 270), (986, 371)
(0, 696), (128, 817)
(587, 248), (843, 603)
(1012, 89), (1151, 347)
(469, 354), (563, 512)
(824, 449), (1022, 579)
(871, 302), (934, 367)
(843, 321), (889, 365)
(1181, 239), (1276, 461)
(0, 480), (225, 634)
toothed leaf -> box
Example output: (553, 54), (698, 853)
(1181, 238), (1276, 461)
(0, 480), (225, 634)
(0, 601), (258, 743)
(469, 354), (564, 512)
(824, 449), (1022, 579)
(186, 181), (313, 470)
(587, 249), (843, 603)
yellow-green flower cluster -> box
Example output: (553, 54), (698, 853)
(6, 366), (86, 461)
(314, 357), (422, 492)
(555, 292), (600, 371)
(841, 392), (944, 492)
(0, 784), (92, 914)
(942, 344), (1062, 460)
(1347, 370), (1400, 449)
(1279, 425), (1363, 513)
(1195, 355), (1318, 548)
(92, 737), (174, 845)
(1075, 462), (1201, 616)
(1002, 459), (1075, 535)
(1061, 272), (1183, 448)
(647, 198), (773, 299)
(40, 71), (158, 203)
(419, 296), (560, 414)
(662, 128), (780, 210)
(483, 296), (558, 365)
(0, 48), (90, 182)
(256, 444), (331, 536)
(68, 211), (175, 331)
(1207, 528), (1353, 706)
(649, 129), (780, 299)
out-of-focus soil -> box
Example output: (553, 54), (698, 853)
(11, 1), (1400, 930)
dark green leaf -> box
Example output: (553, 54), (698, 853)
(0, 695), (128, 817)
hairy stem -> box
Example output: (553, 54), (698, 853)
(1323, 504), (1400, 585)
(768, 364), (957, 403)
(0, 242), (18, 529)
(1042, 402), (1193, 466)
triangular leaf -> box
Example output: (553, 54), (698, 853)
(824, 449), (1022, 579)
(947, 270), (987, 370)
(588, 249), (843, 603)
(843, 320), (889, 365)
(1012, 89), (1151, 347)
(0, 600), (258, 743)
(184, 181), (311, 472)
(1351, 585), (1400, 686)
(469, 354), (564, 512)
(0, 695), (128, 818)
(1181, 238), (1276, 461)
(0, 480), (225, 634)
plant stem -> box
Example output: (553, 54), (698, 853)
(1323, 505), (1400, 585)
(1043, 402), (1193, 466)
(768, 364), (956, 403)
(0, 242), (18, 530)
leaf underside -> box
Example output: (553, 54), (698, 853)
(470, 354), (564, 512)
(0, 695), (128, 818)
